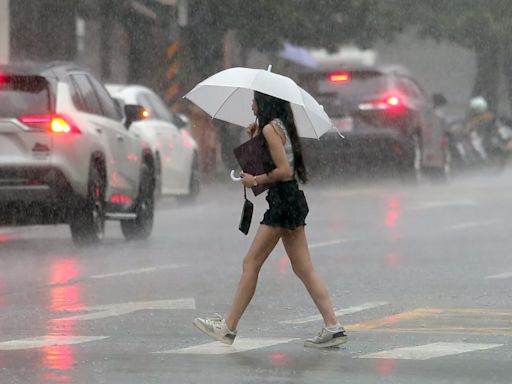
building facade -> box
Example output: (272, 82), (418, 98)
(3, 0), (180, 94)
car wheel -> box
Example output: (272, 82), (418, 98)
(154, 153), (162, 200)
(424, 145), (451, 183)
(401, 133), (422, 183)
(70, 165), (105, 245)
(121, 163), (155, 240)
(177, 153), (200, 202)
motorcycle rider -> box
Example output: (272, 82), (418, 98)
(465, 96), (496, 162)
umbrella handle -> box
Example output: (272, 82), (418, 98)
(230, 170), (242, 182)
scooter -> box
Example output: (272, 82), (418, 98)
(483, 120), (512, 172)
(446, 117), (512, 173)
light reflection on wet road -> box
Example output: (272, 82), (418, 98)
(1, 170), (512, 383)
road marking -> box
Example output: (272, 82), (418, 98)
(281, 302), (388, 325)
(0, 336), (108, 351)
(355, 342), (502, 360)
(345, 308), (443, 331)
(410, 200), (478, 210)
(487, 271), (512, 279)
(55, 298), (196, 321)
(87, 264), (185, 280)
(309, 239), (356, 249)
(157, 337), (298, 355)
(363, 327), (512, 336)
(345, 307), (512, 336)
(443, 220), (500, 231)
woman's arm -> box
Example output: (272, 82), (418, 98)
(241, 123), (290, 188)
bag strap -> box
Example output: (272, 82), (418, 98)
(243, 185), (247, 200)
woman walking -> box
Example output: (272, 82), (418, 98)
(193, 91), (347, 348)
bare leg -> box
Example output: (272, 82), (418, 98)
(225, 225), (282, 331)
(281, 226), (338, 327)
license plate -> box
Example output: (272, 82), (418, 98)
(333, 117), (353, 132)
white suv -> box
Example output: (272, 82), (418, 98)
(0, 62), (156, 244)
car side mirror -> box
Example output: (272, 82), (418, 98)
(432, 93), (447, 108)
(124, 104), (148, 128)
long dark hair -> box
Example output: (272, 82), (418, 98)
(253, 91), (308, 183)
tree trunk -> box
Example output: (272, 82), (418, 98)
(472, 36), (500, 112)
(179, 0), (226, 180)
(501, 41), (512, 116)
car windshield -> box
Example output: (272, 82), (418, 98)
(300, 70), (387, 116)
(0, 75), (50, 118)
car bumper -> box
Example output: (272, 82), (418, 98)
(303, 129), (410, 164)
(0, 167), (82, 225)
(0, 167), (74, 202)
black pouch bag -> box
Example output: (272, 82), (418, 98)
(239, 186), (254, 235)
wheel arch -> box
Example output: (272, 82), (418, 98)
(90, 151), (107, 181)
(140, 148), (156, 190)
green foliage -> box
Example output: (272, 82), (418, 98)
(220, 0), (405, 51)
(388, 0), (512, 110)
(179, 0), (405, 91)
(180, 0), (512, 110)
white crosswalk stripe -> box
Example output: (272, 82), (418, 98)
(410, 200), (478, 210)
(443, 220), (501, 231)
(487, 271), (512, 279)
(280, 302), (388, 325)
(309, 239), (356, 249)
(157, 337), (298, 355)
(0, 336), (108, 351)
(355, 342), (503, 360)
(55, 298), (196, 321)
(87, 264), (185, 280)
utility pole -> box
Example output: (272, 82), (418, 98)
(0, 0), (9, 64)
(163, 0), (187, 108)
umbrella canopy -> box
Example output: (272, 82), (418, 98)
(279, 42), (318, 68)
(184, 67), (335, 139)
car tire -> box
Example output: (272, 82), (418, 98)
(425, 146), (451, 183)
(177, 153), (200, 202)
(154, 153), (162, 200)
(121, 163), (155, 241)
(70, 164), (106, 245)
(400, 133), (422, 184)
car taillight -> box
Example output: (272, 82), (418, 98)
(110, 194), (132, 205)
(329, 71), (351, 84)
(18, 114), (81, 134)
(386, 96), (401, 107)
(358, 96), (404, 111)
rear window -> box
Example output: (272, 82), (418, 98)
(0, 75), (51, 118)
(300, 70), (387, 114)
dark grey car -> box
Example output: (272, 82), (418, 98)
(299, 65), (450, 181)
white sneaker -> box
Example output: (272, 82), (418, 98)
(304, 327), (348, 348)
(193, 314), (237, 345)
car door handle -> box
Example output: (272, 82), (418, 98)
(116, 134), (124, 142)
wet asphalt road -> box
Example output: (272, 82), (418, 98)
(1, 169), (512, 383)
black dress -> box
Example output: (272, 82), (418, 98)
(260, 179), (309, 230)
(258, 130), (309, 230)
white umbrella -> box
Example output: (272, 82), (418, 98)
(184, 66), (338, 140)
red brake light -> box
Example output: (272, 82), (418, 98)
(358, 95), (404, 111)
(18, 114), (81, 134)
(386, 96), (401, 107)
(329, 72), (351, 83)
(110, 194), (132, 205)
